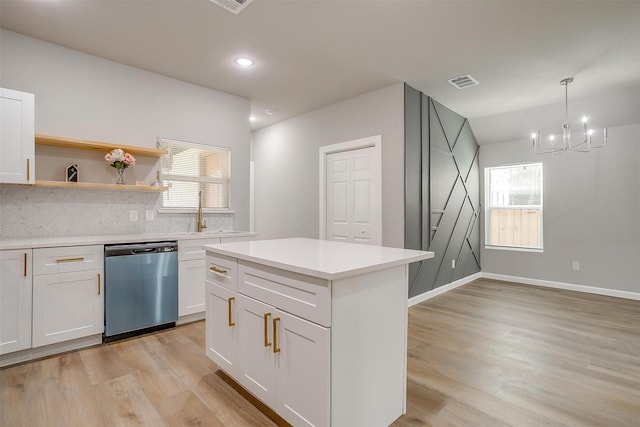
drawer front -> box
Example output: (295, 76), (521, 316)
(178, 238), (221, 261)
(206, 253), (237, 291)
(238, 261), (330, 327)
(33, 245), (103, 276)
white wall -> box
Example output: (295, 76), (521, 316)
(480, 123), (640, 294)
(0, 30), (250, 238)
(251, 83), (405, 248)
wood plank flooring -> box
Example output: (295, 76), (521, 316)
(394, 279), (640, 427)
(1, 279), (638, 426)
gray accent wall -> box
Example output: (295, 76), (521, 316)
(405, 85), (481, 297)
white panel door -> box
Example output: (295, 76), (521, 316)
(0, 250), (32, 355)
(32, 270), (103, 347)
(178, 259), (206, 316)
(326, 147), (381, 245)
(0, 88), (34, 184)
(275, 308), (330, 427)
(205, 281), (239, 377)
(237, 294), (276, 407)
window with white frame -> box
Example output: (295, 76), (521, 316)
(158, 138), (231, 210)
(485, 163), (543, 251)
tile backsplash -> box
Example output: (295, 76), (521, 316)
(0, 185), (234, 239)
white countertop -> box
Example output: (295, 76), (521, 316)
(0, 231), (257, 250)
(204, 237), (434, 280)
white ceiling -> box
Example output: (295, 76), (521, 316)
(1, 0), (639, 144)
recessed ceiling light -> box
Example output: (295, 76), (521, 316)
(234, 57), (254, 67)
(264, 108), (277, 116)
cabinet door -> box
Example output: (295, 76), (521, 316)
(275, 309), (330, 427)
(179, 258), (206, 316)
(205, 281), (239, 378)
(32, 270), (103, 347)
(237, 294), (277, 407)
(0, 250), (32, 355)
(0, 88), (34, 184)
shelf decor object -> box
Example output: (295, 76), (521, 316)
(65, 164), (78, 182)
(105, 148), (135, 185)
(531, 77), (607, 154)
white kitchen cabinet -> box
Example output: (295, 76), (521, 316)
(204, 238), (433, 427)
(205, 280), (239, 378)
(178, 236), (255, 318)
(0, 88), (34, 184)
(178, 238), (220, 317)
(0, 250), (32, 355)
(207, 272), (330, 427)
(32, 245), (103, 347)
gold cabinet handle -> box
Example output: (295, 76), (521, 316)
(228, 297), (236, 327)
(210, 266), (228, 275)
(273, 317), (281, 353)
(264, 313), (272, 347)
(23, 253), (27, 277)
(56, 257), (85, 263)
(97, 273), (101, 295)
(27, 158), (30, 181)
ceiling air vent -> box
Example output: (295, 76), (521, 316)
(209, 0), (254, 14)
(448, 74), (479, 89)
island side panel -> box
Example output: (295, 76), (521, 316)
(331, 264), (409, 426)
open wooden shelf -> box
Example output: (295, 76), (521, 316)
(35, 134), (167, 157)
(35, 180), (168, 192)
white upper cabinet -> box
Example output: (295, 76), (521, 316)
(0, 88), (35, 184)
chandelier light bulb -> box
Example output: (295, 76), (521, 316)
(531, 132), (537, 139)
(549, 135), (555, 141)
(588, 129), (594, 136)
(582, 116), (588, 123)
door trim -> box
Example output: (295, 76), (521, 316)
(319, 135), (382, 242)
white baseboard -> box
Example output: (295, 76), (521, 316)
(0, 334), (102, 368)
(408, 272), (482, 307)
(481, 272), (640, 301)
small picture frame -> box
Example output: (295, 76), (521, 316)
(66, 164), (78, 182)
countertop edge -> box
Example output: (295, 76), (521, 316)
(0, 231), (258, 250)
(204, 244), (434, 280)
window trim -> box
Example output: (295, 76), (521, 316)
(484, 162), (544, 252)
(158, 137), (232, 212)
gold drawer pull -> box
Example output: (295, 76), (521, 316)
(273, 317), (281, 353)
(56, 257), (85, 263)
(97, 273), (101, 295)
(23, 253), (28, 277)
(228, 297), (236, 327)
(210, 266), (228, 275)
(27, 158), (30, 181)
(264, 313), (272, 347)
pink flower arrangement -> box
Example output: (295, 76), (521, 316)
(105, 148), (136, 169)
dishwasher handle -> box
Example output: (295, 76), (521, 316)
(105, 241), (178, 257)
(132, 248), (157, 254)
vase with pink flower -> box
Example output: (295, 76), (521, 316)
(105, 148), (136, 184)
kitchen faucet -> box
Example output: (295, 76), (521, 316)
(197, 190), (207, 232)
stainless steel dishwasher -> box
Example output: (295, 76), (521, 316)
(104, 241), (178, 342)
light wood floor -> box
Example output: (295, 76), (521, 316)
(1, 279), (639, 426)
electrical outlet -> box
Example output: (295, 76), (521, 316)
(129, 210), (138, 222)
(571, 261), (580, 271)
(452, 259), (456, 269)
(145, 210), (154, 222)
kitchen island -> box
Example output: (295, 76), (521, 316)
(203, 238), (433, 427)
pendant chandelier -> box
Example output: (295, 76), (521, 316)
(531, 77), (607, 154)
